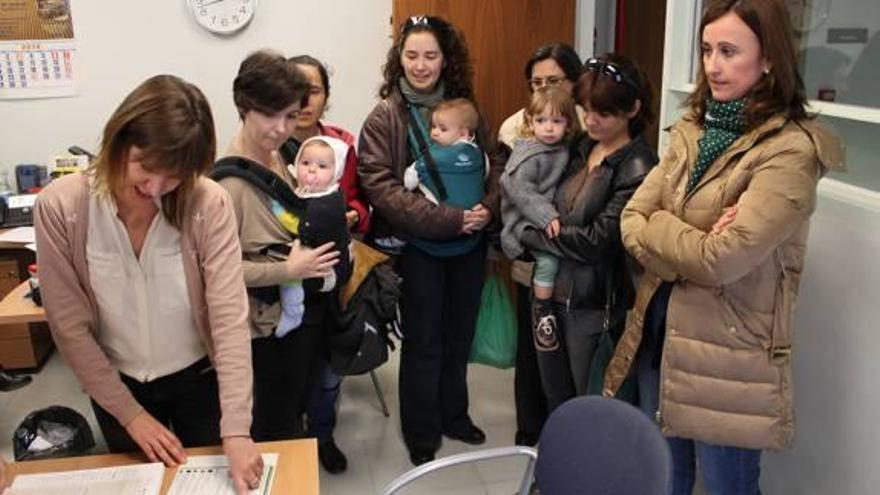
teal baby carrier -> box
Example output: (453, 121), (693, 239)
(406, 106), (485, 210)
(404, 101), (485, 257)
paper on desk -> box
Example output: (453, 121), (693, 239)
(6, 462), (164, 495)
(167, 453), (278, 495)
(0, 227), (35, 244)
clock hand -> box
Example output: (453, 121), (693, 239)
(199, 0), (224, 8)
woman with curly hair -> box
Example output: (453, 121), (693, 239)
(359, 15), (502, 466)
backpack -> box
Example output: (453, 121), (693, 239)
(329, 240), (401, 376)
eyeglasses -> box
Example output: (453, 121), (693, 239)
(528, 75), (567, 89)
(584, 58), (639, 92)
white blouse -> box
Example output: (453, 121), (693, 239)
(87, 191), (205, 383)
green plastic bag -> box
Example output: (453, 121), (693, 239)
(469, 273), (517, 368)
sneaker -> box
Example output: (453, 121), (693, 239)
(318, 438), (348, 474)
(533, 312), (559, 352)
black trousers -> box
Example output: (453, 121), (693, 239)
(398, 242), (487, 452)
(92, 356), (220, 453)
(513, 283), (548, 439)
(535, 303), (606, 412)
(251, 291), (327, 441)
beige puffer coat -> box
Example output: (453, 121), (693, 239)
(604, 113), (844, 450)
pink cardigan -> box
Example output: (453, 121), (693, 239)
(35, 173), (253, 437)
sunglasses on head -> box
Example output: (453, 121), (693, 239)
(584, 58), (639, 93)
(402, 15), (440, 34)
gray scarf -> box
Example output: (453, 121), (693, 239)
(399, 77), (445, 124)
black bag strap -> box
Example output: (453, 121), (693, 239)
(211, 156), (307, 214)
(603, 268), (615, 333)
(400, 89), (448, 201)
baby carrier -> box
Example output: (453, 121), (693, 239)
(405, 103), (486, 210)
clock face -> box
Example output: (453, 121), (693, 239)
(188, 0), (256, 35)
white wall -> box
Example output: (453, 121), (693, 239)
(0, 0), (392, 176)
(762, 191), (880, 494)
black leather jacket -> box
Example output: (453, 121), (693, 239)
(521, 133), (657, 311)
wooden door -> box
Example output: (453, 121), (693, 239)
(617, 0), (667, 150)
(392, 0), (576, 136)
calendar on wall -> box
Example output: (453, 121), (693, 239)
(0, 0), (76, 99)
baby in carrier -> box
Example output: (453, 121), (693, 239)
(403, 98), (488, 208)
(276, 136), (353, 336)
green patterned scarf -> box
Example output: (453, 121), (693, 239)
(687, 98), (746, 193)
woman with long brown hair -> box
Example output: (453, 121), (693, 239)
(35, 75), (263, 494)
(605, 1), (844, 492)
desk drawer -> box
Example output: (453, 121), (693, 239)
(0, 259), (20, 299)
(0, 322), (53, 370)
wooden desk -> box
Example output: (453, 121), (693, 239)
(7, 439), (320, 494)
(0, 280), (51, 370)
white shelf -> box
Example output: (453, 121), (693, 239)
(817, 178), (880, 213)
(670, 83), (696, 94)
(807, 101), (880, 125)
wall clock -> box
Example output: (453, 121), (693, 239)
(187, 0), (256, 35)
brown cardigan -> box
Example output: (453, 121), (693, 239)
(34, 173), (253, 438)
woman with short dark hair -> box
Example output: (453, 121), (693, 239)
(497, 42), (585, 448)
(216, 49), (340, 443)
(281, 53), (370, 474)
(517, 53), (657, 411)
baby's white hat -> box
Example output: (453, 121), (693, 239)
(293, 135), (349, 184)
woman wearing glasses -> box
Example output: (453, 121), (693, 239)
(359, 15), (502, 466)
(496, 42), (583, 447)
(498, 43), (585, 156)
(517, 53), (657, 412)
(604, 1), (844, 492)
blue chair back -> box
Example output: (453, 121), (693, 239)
(535, 396), (671, 494)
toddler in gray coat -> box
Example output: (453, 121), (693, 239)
(500, 87), (582, 351)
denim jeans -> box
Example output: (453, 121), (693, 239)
(637, 285), (762, 495)
(306, 360), (342, 441)
(668, 438), (762, 495)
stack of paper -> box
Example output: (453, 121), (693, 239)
(167, 454), (278, 495)
(6, 462), (164, 495)
(0, 227), (35, 244)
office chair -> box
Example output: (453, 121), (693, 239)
(381, 396), (671, 495)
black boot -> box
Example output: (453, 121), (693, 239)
(532, 299), (559, 352)
(318, 438), (348, 474)
(0, 367), (32, 392)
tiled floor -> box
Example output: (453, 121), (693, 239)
(0, 349), (529, 494)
